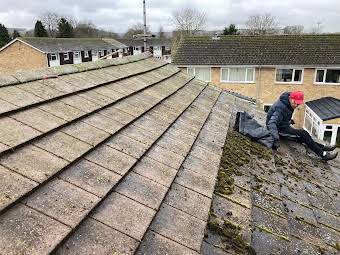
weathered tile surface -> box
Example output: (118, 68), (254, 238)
(137, 231), (199, 255)
(85, 145), (136, 175)
(0, 117), (42, 147)
(176, 167), (216, 198)
(133, 156), (178, 187)
(91, 192), (155, 240)
(59, 159), (121, 197)
(150, 204), (206, 251)
(0, 165), (38, 210)
(34, 132), (93, 162)
(165, 183), (211, 221)
(0, 204), (70, 255)
(1, 144), (69, 182)
(56, 218), (138, 255)
(116, 172), (168, 209)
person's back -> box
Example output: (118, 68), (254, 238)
(266, 92), (293, 135)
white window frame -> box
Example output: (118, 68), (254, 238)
(63, 52), (69, 61)
(49, 53), (58, 61)
(84, 51), (89, 58)
(263, 104), (273, 113)
(73, 51), (81, 59)
(314, 68), (340, 85)
(186, 67), (211, 82)
(220, 67), (255, 83)
(275, 68), (304, 84)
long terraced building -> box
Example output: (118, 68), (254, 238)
(0, 53), (338, 254)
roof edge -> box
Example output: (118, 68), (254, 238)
(0, 38), (46, 54)
(0, 53), (152, 87)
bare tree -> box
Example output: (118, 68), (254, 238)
(123, 23), (150, 39)
(40, 12), (60, 37)
(283, 25), (304, 35)
(158, 25), (165, 38)
(172, 7), (206, 36)
(311, 22), (323, 34)
(245, 13), (278, 35)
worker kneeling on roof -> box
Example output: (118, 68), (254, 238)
(266, 91), (338, 161)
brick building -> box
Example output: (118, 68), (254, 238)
(0, 37), (126, 74)
(172, 34), (340, 145)
(117, 38), (172, 63)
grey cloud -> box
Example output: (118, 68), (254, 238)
(0, 0), (339, 33)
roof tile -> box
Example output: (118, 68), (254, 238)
(55, 218), (138, 255)
(0, 144), (69, 182)
(24, 179), (99, 227)
(150, 203), (206, 251)
(0, 204), (70, 254)
(0, 165), (38, 210)
(85, 145), (136, 175)
(0, 117), (42, 147)
(116, 172), (168, 209)
(34, 132), (93, 162)
(59, 159), (121, 197)
(91, 192), (155, 240)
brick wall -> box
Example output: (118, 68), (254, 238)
(0, 40), (47, 74)
(184, 66), (340, 128)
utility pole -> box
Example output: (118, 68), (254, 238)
(133, 0), (155, 52)
(143, 0), (147, 50)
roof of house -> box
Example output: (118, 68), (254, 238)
(117, 38), (172, 47)
(0, 54), (338, 255)
(172, 34), (340, 66)
(4, 37), (117, 53)
(306, 97), (340, 121)
(102, 38), (128, 49)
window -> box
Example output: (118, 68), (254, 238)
(220, 68), (255, 83)
(84, 51), (89, 58)
(187, 67), (211, 82)
(74, 51), (81, 59)
(315, 68), (340, 84)
(49, 53), (58, 61)
(98, 50), (104, 57)
(63, 52), (69, 60)
(263, 104), (272, 113)
(133, 47), (139, 51)
(276, 68), (303, 83)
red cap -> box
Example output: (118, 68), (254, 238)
(290, 91), (304, 105)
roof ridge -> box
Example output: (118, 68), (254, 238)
(0, 53), (152, 87)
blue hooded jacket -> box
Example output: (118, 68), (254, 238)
(266, 92), (293, 140)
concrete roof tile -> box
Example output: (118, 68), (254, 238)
(0, 165), (38, 210)
(0, 117), (42, 147)
(55, 218), (138, 255)
(116, 172), (168, 209)
(24, 179), (100, 227)
(0, 204), (70, 254)
(34, 132), (93, 162)
(85, 145), (136, 175)
(59, 159), (121, 197)
(150, 203), (206, 251)
(0, 144), (69, 182)
(91, 192), (155, 240)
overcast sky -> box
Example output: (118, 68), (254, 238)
(1, 0), (339, 33)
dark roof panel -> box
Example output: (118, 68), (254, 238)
(19, 37), (117, 53)
(172, 34), (340, 66)
(306, 97), (340, 121)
